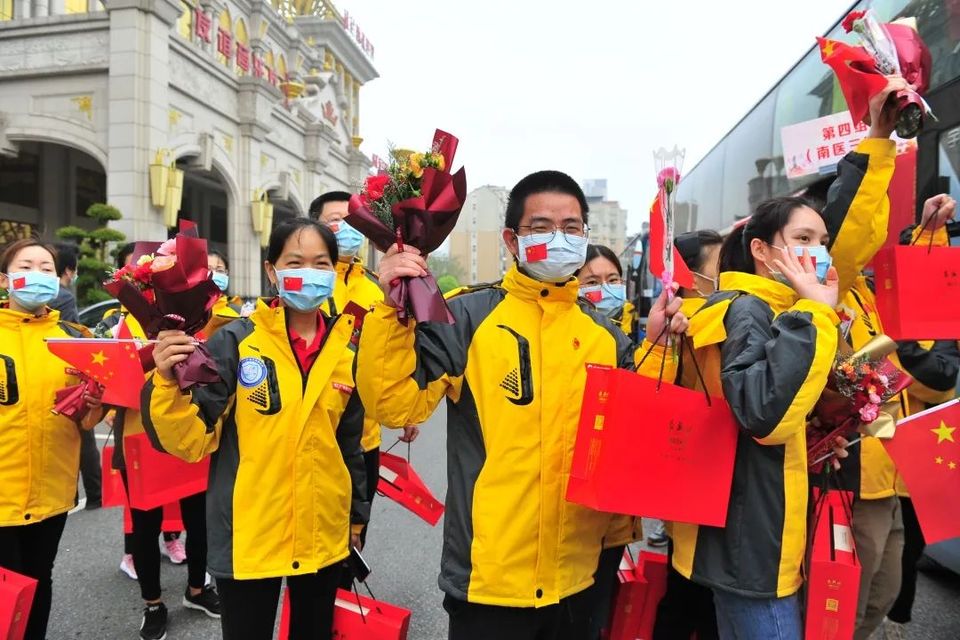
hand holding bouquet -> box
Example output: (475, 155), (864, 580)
(347, 129), (467, 324)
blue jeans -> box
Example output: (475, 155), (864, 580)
(712, 589), (802, 640)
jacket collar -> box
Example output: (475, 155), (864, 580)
(0, 303), (58, 328)
(501, 264), (579, 305)
(336, 258), (366, 281)
(251, 298), (332, 334)
(718, 272), (797, 315)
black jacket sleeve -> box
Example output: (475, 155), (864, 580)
(896, 340), (960, 393)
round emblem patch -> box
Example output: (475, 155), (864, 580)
(238, 358), (267, 388)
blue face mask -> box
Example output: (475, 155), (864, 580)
(275, 267), (336, 312)
(769, 245), (833, 285)
(517, 233), (588, 283)
(212, 272), (229, 292)
(580, 283), (627, 315)
(333, 220), (364, 258)
(7, 271), (59, 311)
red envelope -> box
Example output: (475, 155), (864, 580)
(805, 490), (860, 640)
(567, 365), (738, 526)
(0, 568), (37, 640)
(279, 587), (411, 640)
(378, 452), (445, 526)
(124, 433), (209, 511)
(873, 244), (960, 340)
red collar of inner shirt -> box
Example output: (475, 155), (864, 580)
(272, 299), (327, 374)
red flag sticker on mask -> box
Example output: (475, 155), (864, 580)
(525, 243), (548, 263)
(329, 222), (341, 233)
(12, 277), (26, 290)
(283, 276), (303, 292)
(585, 289), (603, 303)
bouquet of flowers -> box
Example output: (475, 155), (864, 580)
(808, 335), (913, 470)
(347, 129), (467, 324)
(818, 10), (933, 138)
(103, 221), (222, 390)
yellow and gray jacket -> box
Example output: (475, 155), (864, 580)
(202, 295), (243, 337)
(357, 265), (634, 608)
(676, 273), (839, 598)
(141, 300), (368, 580)
(0, 305), (100, 526)
(325, 259), (384, 452)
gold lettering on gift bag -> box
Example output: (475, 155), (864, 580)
(587, 438), (602, 473)
(594, 414), (605, 431)
(826, 598), (840, 612)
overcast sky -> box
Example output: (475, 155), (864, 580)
(341, 0), (852, 234)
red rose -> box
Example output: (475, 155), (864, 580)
(842, 10), (866, 33)
(364, 174), (391, 202)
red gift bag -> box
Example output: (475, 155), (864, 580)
(805, 489), (860, 640)
(279, 586), (411, 640)
(608, 551), (668, 640)
(378, 451), (445, 526)
(567, 364), (738, 526)
(873, 244), (960, 340)
(0, 568), (38, 640)
(124, 433), (209, 511)
(101, 445), (126, 508)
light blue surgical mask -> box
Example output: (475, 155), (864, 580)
(768, 245), (833, 285)
(517, 232), (588, 283)
(7, 271), (59, 311)
(212, 272), (229, 292)
(275, 267), (336, 312)
(580, 283), (627, 316)
(334, 220), (364, 258)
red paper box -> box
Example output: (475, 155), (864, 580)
(124, 433), (209, 511)
(873, 244), (960, 340)
(637, 552), (668, 640)
(101, 445), (126, 508)
(567, 365), (738, 526)
(378, 452), (445, 526)
(608, 557), (645, 640)
(279, 587), (411, 640)
(805, 490), (860, 640)
(0, 568), (38, 640)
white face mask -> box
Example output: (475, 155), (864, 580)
(693, 272), (718, 296)
(516, 232), (588, 283)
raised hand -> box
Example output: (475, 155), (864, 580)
(772, 247), (839, 308)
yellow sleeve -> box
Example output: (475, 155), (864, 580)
(827, 138), (897, 301)
(356, 302), (461, 429)
(634, 339), (679, 384)
(141, 372), (228, 462)
(909, 224), (950, 248)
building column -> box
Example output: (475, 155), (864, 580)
(13, 0), (31, 19)
(104, 0), (182, 241)
(30, 0), (47, 17)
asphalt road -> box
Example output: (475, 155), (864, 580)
(50, 407), (960, 639)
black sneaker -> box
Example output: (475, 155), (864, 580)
(183, 585), (221, 619)
(139, 603), (167, 640)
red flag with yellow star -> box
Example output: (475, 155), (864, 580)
(46, 338), (145, 409)
(817, 37), (889, 126)
(883, 399), (960, 544)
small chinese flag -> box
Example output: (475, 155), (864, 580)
(884, 400), (960, 544)
(46, 339), (145, 409)
(584, 289), (603, 304)
(283, 276), (303, 292)
(12, 276), (26, 290)
(817, 37), (889, 126)
(647, 194), (695, 289)
(524, 243), (548, 263)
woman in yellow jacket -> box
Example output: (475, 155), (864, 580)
(0, 238), (103, 640)
(203, 250), (243, 337)
(146, 218), (368, 640)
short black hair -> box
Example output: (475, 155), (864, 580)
(308, 191), (352, 219)
(674, 230), (723, 273)
(52, 242), (79, 276)
(209, 250), (229, 272)
(116, 242), (136, 269)
(581, 244), (622, 277)
(504, 171), (589, 231)
(266, 218), (338, 265)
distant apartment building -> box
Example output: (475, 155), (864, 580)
(583, 179), (627, 256)
(447, 184), (510, 285)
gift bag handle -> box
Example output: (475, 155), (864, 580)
(909, 211), (938, 254)
(349, 578), (382, 625)
(383, 438), (412, 463)
(636, 328), (713, 407)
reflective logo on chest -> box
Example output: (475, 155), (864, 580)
(238, 357), (268, 388)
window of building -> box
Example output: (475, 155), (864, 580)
(1, 0), (14, 19)
(177, 0), (193, 40)
(65, 0), (89, 14)
(0, 150), (40, 208)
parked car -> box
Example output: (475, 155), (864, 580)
(78, 299), (120, 329)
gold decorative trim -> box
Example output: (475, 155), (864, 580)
(71, 96), (93, 121)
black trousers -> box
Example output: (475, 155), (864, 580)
(0, 513), (68, 640)
(887, 497), (925, 624)
(444, 588), (593, 640)
(217, 563), (342, 640)
(78, 428), (102, 504)
(121, 471), (208, 601)
(339, 448), (380, 590)
(653, 541), (718, 640)
(584, 545), (626, 639)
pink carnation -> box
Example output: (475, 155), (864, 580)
(157, 238), (177, 257)
(869, 392), (882, 404)
(859, 403), (880, 423)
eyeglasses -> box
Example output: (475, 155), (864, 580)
(516, 222), (590, 238)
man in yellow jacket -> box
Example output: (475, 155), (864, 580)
(357, 171), (686, 639)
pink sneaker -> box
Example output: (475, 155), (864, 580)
(119, 554), (138, 580)
(161, 538), (187, 564)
